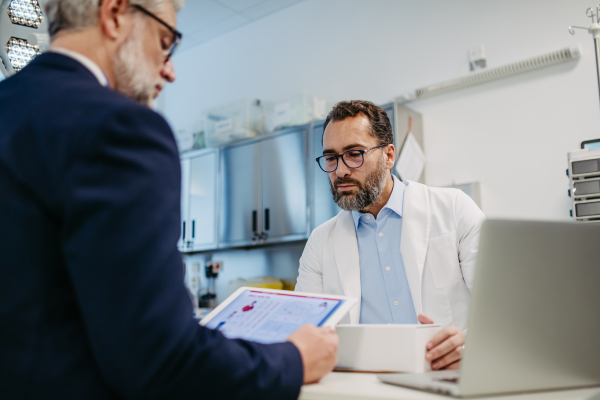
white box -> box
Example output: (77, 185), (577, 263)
(335, 324), (441, 373)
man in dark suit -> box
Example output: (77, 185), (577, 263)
(0, 0), (338, 398)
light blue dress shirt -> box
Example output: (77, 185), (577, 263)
(352, 176), (418, 324)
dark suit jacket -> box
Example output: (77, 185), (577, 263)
(0, 53), (302, 399)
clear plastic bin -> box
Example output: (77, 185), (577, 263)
(175, 120), (206, 154)
(204, 99), (265, 147)
(174, 127), (194, 153)
(265, 92), (332, 132)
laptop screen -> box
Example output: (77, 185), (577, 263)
(204, 290), (343, 343)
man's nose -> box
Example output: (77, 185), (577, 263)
(161, 59), (176, 83)
(335, 158), (351, 178)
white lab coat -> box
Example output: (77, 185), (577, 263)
(296, 180), (485, 331)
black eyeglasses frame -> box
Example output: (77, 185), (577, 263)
(132, 4), (183, 61)
(315, 143), (389, 173)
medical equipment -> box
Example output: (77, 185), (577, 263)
(565, 9), (600, 221)
(0, 0), (49, 77)
(396, 46), (580, 103)
(567, 142), (600, 221)
(197, 261), (222, 309)
(569, 6), (600, 112)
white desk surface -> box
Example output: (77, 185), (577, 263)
(299, 372), (600, 400)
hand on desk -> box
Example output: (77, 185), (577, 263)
(418, 314), (465, 370)
(287, 325), (339, 384)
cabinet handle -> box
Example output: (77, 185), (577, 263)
(182, 221), (186, 240)
(264, 208), (270, 231)
(192, 220), (195, 239)
(252, 210), (257, 232)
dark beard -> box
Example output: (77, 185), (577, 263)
(329, 156), (387, 211)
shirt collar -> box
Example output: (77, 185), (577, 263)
(50, 48), (109, 87)
(351, 175), (407, 228)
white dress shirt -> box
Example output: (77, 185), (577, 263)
(351, 177), (418, 324)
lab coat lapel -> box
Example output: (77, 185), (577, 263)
(334, 210), (361, 324)
(400, 181), (431, 315)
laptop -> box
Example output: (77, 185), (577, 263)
(378, 219), (600, 397)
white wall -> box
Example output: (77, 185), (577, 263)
(162, 0), (600, 221)
(184, 243), (304, 304)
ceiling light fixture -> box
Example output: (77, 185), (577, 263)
(0, 0), (49, 77)
(8, 0), (44, 28)
(5, 37), (40, 71)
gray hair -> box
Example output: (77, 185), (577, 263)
(44, 0), (184, 38)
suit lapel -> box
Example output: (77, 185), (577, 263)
(400, 180), (431, 315)
(334, 211), (361, 324)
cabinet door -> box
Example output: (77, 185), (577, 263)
(312, 121), (340, 230)
(219, 140), (261, 246)
(261, 128), (308, 242)
(188, 150), (218, 251)
(178, 158), (191, 251)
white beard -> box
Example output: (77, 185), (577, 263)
(113, 19), (164, 108)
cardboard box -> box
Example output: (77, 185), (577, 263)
(335, 324), (441, 373)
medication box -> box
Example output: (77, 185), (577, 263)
(335, 324), (441, 373)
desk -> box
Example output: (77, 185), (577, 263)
(299, 372), (600, 400)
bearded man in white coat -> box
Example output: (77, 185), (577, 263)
(296, 100), (485, 370)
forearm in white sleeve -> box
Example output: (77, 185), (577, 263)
(295, 233), (324, 293)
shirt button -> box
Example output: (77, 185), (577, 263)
(386, 266), (391, 271)
(393, 301), (399, 306)
(366, 215), (371, 220)
(378, 232), (383, 237)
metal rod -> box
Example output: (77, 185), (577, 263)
(594, 37), (600, 113)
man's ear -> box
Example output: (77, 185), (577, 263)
(385, 144), (396, 169)
(99, 0), (133, 41)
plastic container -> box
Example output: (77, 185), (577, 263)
(174, 127), (194, 153)
(204, 98), (265, 147)
(175, 119), (206, 154)
(265, 92), (332, 132)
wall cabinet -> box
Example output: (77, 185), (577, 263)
(179, 149), (219, 252)
(218, 139), (261, 246)
(261, 127), (308, 242)
(219, 126), (308, 247)
(179, 158), (190, 250)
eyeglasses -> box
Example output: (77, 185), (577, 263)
(132, 5), (183, 61)
(316, 143), (388, 173)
